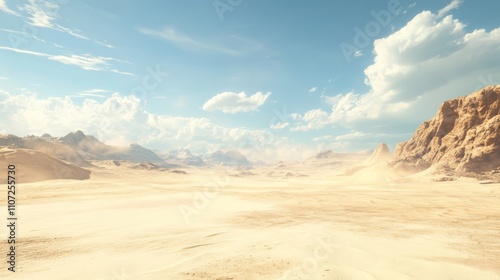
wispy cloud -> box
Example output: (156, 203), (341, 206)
(18, 0), (115, 48)
(71, 93), (107, 98)
(81, 89), (112, 94)
(438, 0), (463, 18)
(25, 0), (56, 28)
(308, 87), (318, 94)
(68, 89), (114, 98)
(0, 46), (134, 75)
(138, 26), (240, 55)
(2, 28), (47, 43)
(0, 76), (8, 80)
(0, 0), (19, 16)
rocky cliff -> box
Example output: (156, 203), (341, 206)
(390, 85), (500, 174)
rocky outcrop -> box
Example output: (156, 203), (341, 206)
(390, 85), (500, 173)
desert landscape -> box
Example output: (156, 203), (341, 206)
(2, 1), (500, 279)
(1, 86), (499, 279)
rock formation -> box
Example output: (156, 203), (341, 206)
(390, 85), (500, 174)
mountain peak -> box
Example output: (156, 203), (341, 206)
(364, 143), (391, 166)
(60, 130), (88, 145)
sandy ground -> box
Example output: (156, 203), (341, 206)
(1, 166), (500, 280)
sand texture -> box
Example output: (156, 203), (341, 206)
(0, 165), (499, 280)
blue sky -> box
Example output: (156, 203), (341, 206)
(1, 0), (500, 162)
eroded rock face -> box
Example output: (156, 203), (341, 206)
(390, 85), (500, 174)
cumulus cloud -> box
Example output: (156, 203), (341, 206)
(290, 7), (500, 133)
(202, 91), (271, 113)
(0, 90), (307, 162)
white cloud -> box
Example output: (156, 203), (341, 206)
(334, 131), (367, 141)
(312, 135), (335, 142)
(0, 46), (133, 75)
(49, 54), (114, 71)
(308, 87), (318, 94)
(0, 76), (8, 80)
(270, 122), (289, 130)
(437, 0), (463, 18)
(81, 89), (112, 94)
(69, 89), (113, 98)
(290, 7), (500, 134)
(290, 109), (330, 132)
(2, 28), (47, 43)
(354, 50), (363, 57)
(6, 0), (112, 48)
(0, 0), (19, 15)
(202, 91), (271, 113)
(0, 91), (307, 162)
(71, 93), (106, 98)
(25, 0), (57, 28)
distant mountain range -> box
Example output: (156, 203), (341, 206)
(203, 150), (253, 167)
(1, 131), (171, 167)
(0, 131), (256, 169)
(159, 148), (207, 167)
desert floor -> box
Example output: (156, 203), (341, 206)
(2, 167), (500, 280)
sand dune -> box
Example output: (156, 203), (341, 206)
(0, 165), (498, 279)
(0, 147), (90, 183)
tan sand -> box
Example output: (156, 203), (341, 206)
(1, 167), (499, 279)
(0, 147), (90, 183)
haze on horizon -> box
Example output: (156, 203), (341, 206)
(1, 0), (500, 163)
